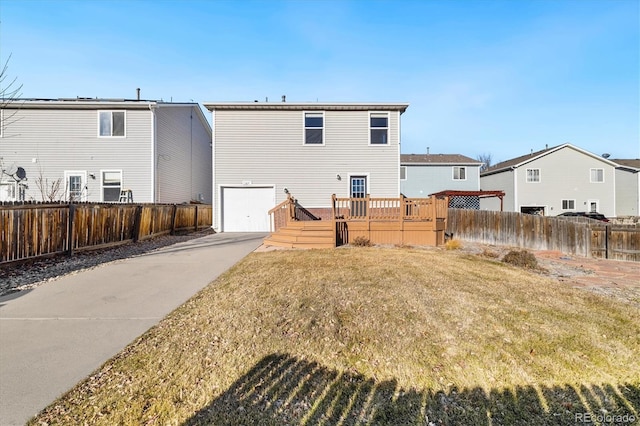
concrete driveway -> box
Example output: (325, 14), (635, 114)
(0, 232), (266, 426)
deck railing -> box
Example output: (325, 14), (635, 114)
(332, 194), (448, 222)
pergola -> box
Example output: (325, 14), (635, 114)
(429, 190), (505, 211)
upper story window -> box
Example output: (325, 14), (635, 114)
(369, 112), (389, 145)
(590, 168), (604, 183)
(400, 166), (407, 180)
(304, 112), (324, 144)
(99, 111), (126, 137)
(526, 168), (540, 183)
(453, 166), (467, 180)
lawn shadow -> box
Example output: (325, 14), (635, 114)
(184, 353), (639, 425)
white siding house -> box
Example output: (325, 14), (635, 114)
(204, 101), (409, 232)
(0, 99), (212, 204)
(480, 144), (618, 217)
(612, 159), (640, 217)
(400, 154), (482, 197)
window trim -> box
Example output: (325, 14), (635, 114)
(590, 168), (604, 183)
(64, 170), (87, 202)
(561, 199), (576, 210)
(98, 110), (127, 138)
(526, 168), (541, 183)
(400, 166), (407, 181)
(368, 111), (389, 145)
(101, 169), (123, 202)
(452, 166), (467, 181)
(302, 111), (325, 145)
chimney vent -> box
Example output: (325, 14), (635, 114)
(282, 95), (286, 102)
(136, 88), (140, 101)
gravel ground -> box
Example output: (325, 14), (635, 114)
(0, 229), (216, 297)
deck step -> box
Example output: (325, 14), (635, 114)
(264, 221), (335, 249)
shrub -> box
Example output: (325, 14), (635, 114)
(351, 236), (372, 247)
(481, 248), (500, 258)
(445, 239), (463, 250)
(502, 249), (538, 269)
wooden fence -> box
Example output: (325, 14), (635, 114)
(0, 203), (213, 264)
(447, 209), (640, 262)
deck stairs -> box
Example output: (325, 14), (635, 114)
(263, 220), (335, 249)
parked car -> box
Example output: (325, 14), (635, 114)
(556, 212), (609, 222)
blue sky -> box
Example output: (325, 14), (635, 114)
(1, 0), (638, 162)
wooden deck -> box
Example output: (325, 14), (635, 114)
(264, 194), (448, 249)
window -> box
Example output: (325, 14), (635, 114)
(562, 199), (575, 210)
(453, 166), (467, 180)
(99, 111), (125, 137)
(370, 112), (388, 144)
(304, 112), (324, 144)
(590, 168), (604, 183)
(400, 166), (407, 180)
(64, 171), (87, 202)
(526, 168), (540, 183)
(102, 170), (122, 201)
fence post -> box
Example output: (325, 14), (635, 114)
(605, 224), (611, 259)
(170, 204), (178, 235)
(132, 205), (143, 243)
(67, 203), (75, 257)
(194, 205), (199, 232)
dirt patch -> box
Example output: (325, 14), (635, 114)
(458, 241), (640, 309)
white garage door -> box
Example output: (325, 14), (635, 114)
(222, 186), (274, 232)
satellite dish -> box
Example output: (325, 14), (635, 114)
(15, 167), (26, 181)
(602, 153), (611, 159)
(4, 163), (18, 176)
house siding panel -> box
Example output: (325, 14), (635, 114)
(1, 108), (153, 202)
(480, 171), (515, 211)
(213, 109), (400, 229)
(515, 147), (615, 216)
(401, 164), (481, 197)
(615, 168), (639, 216)
(155, 106), (212, 203)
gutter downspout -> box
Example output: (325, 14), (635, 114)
(149, 103), (157, 202)
(512, 166), (518, 213)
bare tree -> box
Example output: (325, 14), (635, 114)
(1, 54), (23, 132)
(477, 153), (492, 172)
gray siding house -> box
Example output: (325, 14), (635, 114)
(612, 159), (640, 217)
(204, 101), (409, 232)
(480, 144), (618, 217)
(400, 154), (482, 197)
(0, 99), (212, 204)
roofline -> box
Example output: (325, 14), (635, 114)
(481, 143), (620, 176)
(401, 162), (482, 166)
(3, 99), (202, 110)
(203, 101), (410, 113)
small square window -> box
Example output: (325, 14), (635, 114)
(526, 168), (540, 183)
(99, 111), (126, 137)
(370, 113), (388, 144)
(400, 166), (407, 180)
(562, 199), (575, 210)
(590, 168), (604, 183)
(304, 112), (323, 144)
(453, 166), (466, 180)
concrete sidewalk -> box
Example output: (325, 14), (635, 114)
(0, 232), (266, 426)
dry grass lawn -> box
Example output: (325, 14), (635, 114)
(31, 247), (640, 425)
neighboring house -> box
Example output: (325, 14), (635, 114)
(204, 101), (409, 232)
(611, 159), (640, 217)
(400, 154), (483, 201)
(0, 98), (212, 204)
(480, 144), (619, 217)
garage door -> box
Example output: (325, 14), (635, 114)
(222, 186), (274, 232)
